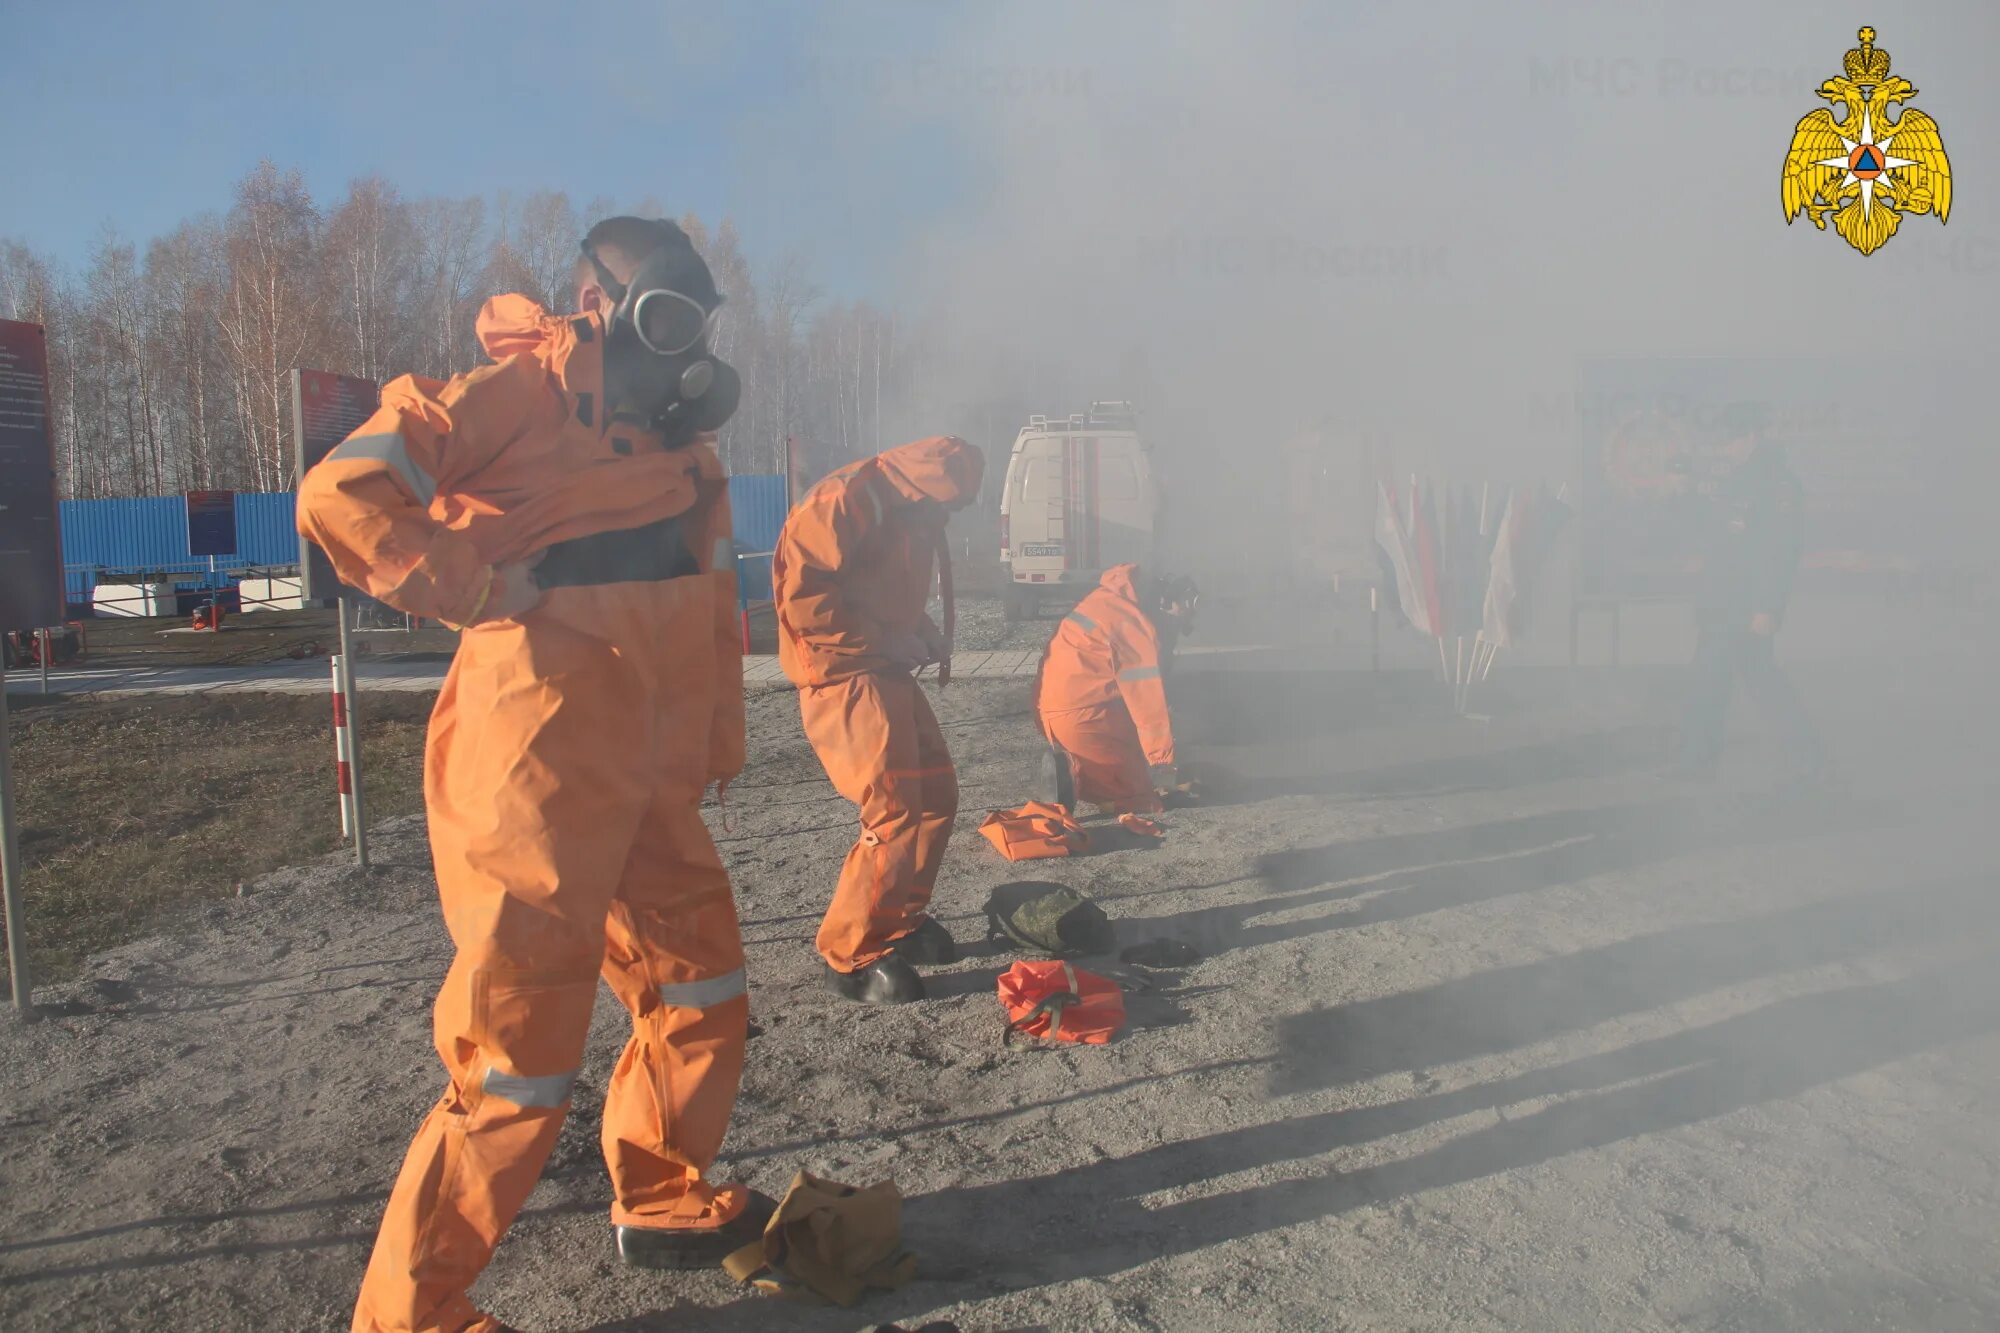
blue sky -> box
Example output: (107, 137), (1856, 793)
(3, 0), (1990, 479)
(0, 0), (982, 294)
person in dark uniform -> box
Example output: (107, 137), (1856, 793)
(1673, 424), (1823, 783)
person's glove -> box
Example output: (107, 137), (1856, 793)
(880, 628), (935, 669)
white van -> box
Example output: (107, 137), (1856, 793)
(998, 401), (1157, 620)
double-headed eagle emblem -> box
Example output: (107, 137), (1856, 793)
(1782, 27), (1952, 255)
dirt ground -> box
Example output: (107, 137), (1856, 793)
(3, 599), (1999, 1331)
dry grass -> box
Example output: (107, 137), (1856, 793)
(2, 691), (435, 983)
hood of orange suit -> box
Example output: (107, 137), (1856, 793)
(1101, 563), (1143, 603)
(475, 293), (564, 360)
(475, 294), (609, 400)
(876, 436), (983, 506)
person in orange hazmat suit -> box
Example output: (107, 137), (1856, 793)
(772, 436), (985, 1004)
(1035, 564), (1193, 814)
(298, 217), (768, 1333)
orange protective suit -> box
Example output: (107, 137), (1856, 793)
(1036, 564), (1176, 814)
(772, 437), (984, 972)
(299, 295), (751, 1333)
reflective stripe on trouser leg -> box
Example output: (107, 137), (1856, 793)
(600, 800), (751, 1231)
(657, 967), (746, 1009)
(480, 1066), (577, 1108)
(352, 968), (599, 1333)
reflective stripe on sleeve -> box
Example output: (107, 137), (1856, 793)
(657, 967), (747, 1010)
(328, 432), (438, 505)
(481, 1066), (576, 1109)
(1063, 611), (1098, 633)
(1118, 664), (1163, 682)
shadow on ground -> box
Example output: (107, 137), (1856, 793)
(1118, 793), (1874, 963)
(904, 874), (2000, 1302)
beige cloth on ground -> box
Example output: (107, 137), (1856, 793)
(722, 1171), (918, 1306)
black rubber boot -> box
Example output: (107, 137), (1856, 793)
(888, 917), (959, 966)
(824, 955), (927, 1004)
(1033, 741), (1076, 809)
(616, 1190), (777, 1270)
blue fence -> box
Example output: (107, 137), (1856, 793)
(58, 478), (790, 610)
(729, 473), (786, 603)
(61, 493), (299, 603)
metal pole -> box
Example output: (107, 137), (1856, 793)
(0, 655), (33, 1012)
(1369, 586), (1380, 672)
(335, 597), (371, 870)
(38, 629), (50, 694)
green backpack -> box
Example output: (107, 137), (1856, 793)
(983, 882), (1114, 957)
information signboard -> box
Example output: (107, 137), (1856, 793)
(291, 369), (380, 602)
(186, 489), (238, 557)
(0, 320), (63, 632)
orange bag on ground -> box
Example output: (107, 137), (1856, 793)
(979, 802), (1091, 861)
(997, 960), (1126, 1045)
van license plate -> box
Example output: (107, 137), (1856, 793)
(1021, 543), (1064, 558)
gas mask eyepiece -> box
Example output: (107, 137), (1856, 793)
(582, 220), (739, 445)
(630, 286), (721, 357)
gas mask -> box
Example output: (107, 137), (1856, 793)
(1147, 574), (1199, 641)
(583, 224), (741, 447)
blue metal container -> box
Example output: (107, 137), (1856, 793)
(60, 482), (788, 609)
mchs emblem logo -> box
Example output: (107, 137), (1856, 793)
(1782, 27), (1952, 256)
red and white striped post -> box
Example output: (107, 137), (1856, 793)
(334, 597), (371, 869)
(330, 655), (356, 840)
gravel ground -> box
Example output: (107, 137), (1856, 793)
(3, 611), (1998, 1331)
(949, 592), (1054, 655)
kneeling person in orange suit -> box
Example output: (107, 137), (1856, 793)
(1036, 564), (1194, 814)
(300, 217), (769, 1333)
(773, 436), (985, 1004)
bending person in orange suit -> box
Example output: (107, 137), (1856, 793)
(300, 217), (769, 1333)
(1036, 564), (1193, 815)
(773, 436), (984, 1004)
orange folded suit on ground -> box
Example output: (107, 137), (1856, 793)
(300, 294), (752, 1333)
(979, 801), (1092, 861)
(1036, 563), (1177, 814)
(772, 436), (984, 973)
